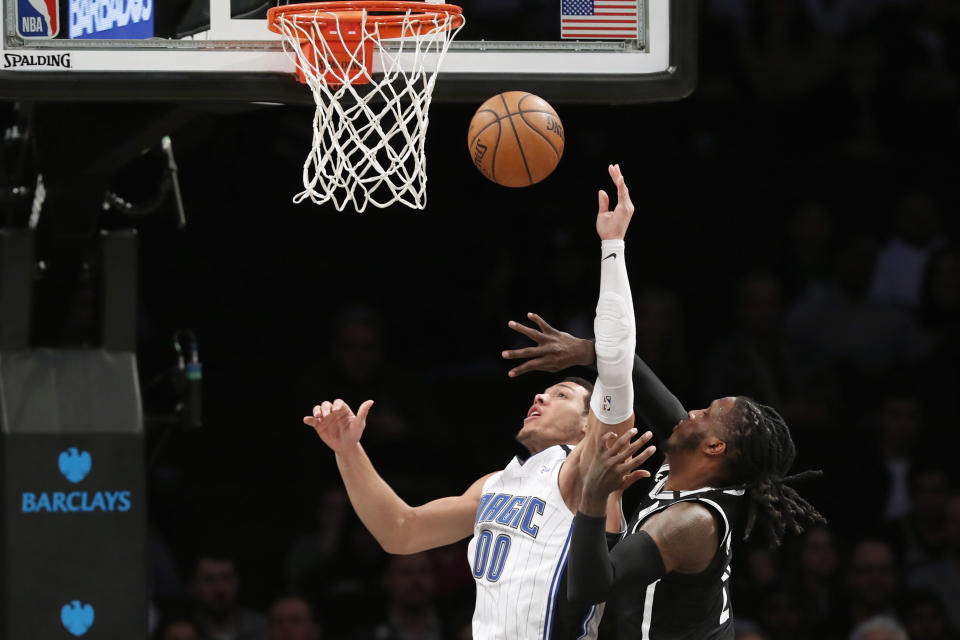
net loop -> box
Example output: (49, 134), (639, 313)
(267, 2), (465, 212)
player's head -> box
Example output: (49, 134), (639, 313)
(666, 395), (824, 546)
(515, 377), (593, 454)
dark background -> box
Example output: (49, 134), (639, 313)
(3, 1), (960, 639)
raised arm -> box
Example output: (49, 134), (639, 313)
(503, 319), (686, 441)
(304, 399), (490, 555)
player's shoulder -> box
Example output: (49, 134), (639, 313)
(642, 501), (718, 546)
(642, 501), (719, 573)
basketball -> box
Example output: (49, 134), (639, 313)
(467, 91), (565, 188)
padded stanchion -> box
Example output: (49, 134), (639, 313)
(0, 349), (145, 639)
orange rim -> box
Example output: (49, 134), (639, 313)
(267, 1), (464, 39)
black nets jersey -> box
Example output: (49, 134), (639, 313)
(615, 463), (745, 640)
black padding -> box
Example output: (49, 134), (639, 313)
(0, 349), (142, 434)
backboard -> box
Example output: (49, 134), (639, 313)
(0, 0), (695, 104)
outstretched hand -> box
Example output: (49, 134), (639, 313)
(596, 164), (635, 241)
(501, 312), (594, 377)
(580, 428), (656, 516)
(304, 399), (374, 453)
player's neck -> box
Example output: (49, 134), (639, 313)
(662, 459), (716, 492)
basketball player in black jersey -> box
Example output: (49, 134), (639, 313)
(502, 317), (824, 639)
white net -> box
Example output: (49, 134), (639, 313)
(272, 4), (464, 212)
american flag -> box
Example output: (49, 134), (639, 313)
(560, 0), (638, 40)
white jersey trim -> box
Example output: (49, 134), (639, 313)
(641, 579), (660, 640)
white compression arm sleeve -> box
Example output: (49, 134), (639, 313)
(589, 239), (636, 425)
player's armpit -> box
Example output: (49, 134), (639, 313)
(389, 472), (495, 555)
(640, 501), (719, 574)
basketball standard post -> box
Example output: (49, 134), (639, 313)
(267, 2), (465, 213)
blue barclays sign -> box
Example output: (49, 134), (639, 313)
(59, 447), (91, 482)
(20, 448), (132, 514)
(22, 490), (131, 513)
(61, 601), (95, 636)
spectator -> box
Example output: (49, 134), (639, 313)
(785, 235), (931, 374)
(294, 306), (433, 449)
(702, 272), (828, 428)
(781, 201), (835, 297)
(898, 589), (957, 640)
(918, 246), (960, 337)
(189, 552), (267, 640)
(756, 585), (808, 640)
(916, 246), (960, 436)
(734, 544), (781, 620)
(892, 464), (952, 574)
(871, 191), (947, 309)
(634, 288), (691, 401)
(849, 615), (908, 640)
(267, 596), (322, 640)
(153, 617), (201, 640)
(295, 521), (386, 638)
(789, 525), (841, 624)
(849, 389), (925, 525)
(356, 553), (444, 640)
(817, 539), (901, 639)
(909, 494), (960, 629)
(285, 488), (350, 594)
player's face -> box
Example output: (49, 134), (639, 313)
(515, 382), (590, 454)
(665, 396), (737, 454)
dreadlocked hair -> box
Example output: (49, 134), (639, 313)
(720, 396), (825, 548)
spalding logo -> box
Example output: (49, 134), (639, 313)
(61, 601), (94, 636)
(58, 447), (92, 483)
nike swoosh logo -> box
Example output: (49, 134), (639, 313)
(602, 253), (617, 261)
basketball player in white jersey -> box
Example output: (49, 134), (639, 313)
(303, 163), (651, 640)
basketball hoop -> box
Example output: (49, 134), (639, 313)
(267, 1), (465, 212)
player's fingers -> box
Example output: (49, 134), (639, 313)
(615, 430), (652, 461)
(502, 346), (544, 360)
(303, 416), (317, 427)
(356, 399), (374, 423)
(332, 400), (353, 418)
(609, 428), (639, 458)
(313, 405), (322, 418)
(507, 360), (541, 378)
(320, 401), (333, 418)
(620, 469), (651, 490)
(507, 319), (543, 341)
(618, 176), (634, 214)
(600, 431), (619, 452)
(602, 430), (631, 460)
(598, 189), (609, 214)
(621, 443), (657, 471)
(527, 312), (556, 335)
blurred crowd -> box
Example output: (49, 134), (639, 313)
(140, 0), (960, 639)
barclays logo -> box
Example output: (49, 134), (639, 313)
(59, 447), (91, 483)
(61, 600), (94, 636)
(19, 448), (132, 514)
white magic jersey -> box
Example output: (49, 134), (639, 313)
(468, 445), (602, 640)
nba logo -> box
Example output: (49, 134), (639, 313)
(602, 395), (612, 412)
(17, 0), (59, 38)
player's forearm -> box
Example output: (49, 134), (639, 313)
(630, 353), (687, 440)
(568, 512), (667, 608)
(590, 239), (636, 424)
(334, 443), (415, 553)
(568, 512), (615, 607)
